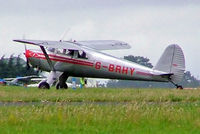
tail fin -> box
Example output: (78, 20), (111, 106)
(154, 44), (185, 83)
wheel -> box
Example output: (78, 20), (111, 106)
(56, 83), (60, 90)
(177, 85), (183, 90)
(62, 83), (68, 89)
(38, 82), (50, 89)
(56, 83), (68, 89)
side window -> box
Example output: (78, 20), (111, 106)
(78, 51), (87, 59)
(63, 49), (67, 54)
(66, 50), (74, 57)
(73, 50), (79, 58)
(47, 48), (55, 52)
(56, 48), (63, 54)
(61, 49), (88, 59)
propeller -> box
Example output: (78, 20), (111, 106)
(24, 44), (30, 70)
(22, 35), (30, 70)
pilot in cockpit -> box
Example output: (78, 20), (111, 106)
(66, 49), (74, 57)
(47, 47), (55, 52)
(64, 49), (84, 58)
(51, 48), (87, 59)
(79, 51), (86, 58)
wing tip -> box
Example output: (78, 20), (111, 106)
(13, 39), (20, 42)
(13, 39), (35, 45)
(13, 39), (26, 43)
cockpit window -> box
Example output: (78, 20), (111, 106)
(66, 50), (74, 56)
(49, 48), (88, 59)
(78, 51), (87, 59)
(47, 48), (55, 52)
(56, 48), (63, 54)
(67, 50), (87, 59)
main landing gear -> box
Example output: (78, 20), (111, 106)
(38, 71), (58, 90)
(38, 71), (69, 90)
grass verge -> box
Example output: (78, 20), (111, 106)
(0, 103), (200, 134)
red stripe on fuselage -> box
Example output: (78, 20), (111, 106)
(103, 65), (108, 68)
(27, 50), (94, 67)
(37, 52), (93, 65)
(48, 54), (93, 65)
(136, 71), (153, 76)
(40, 56), (93, 67)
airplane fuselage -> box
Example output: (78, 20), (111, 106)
(26, 48), (169, 82)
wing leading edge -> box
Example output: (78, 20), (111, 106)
(77, 40), (131, 50)
(13, 39), (81, 50)
(13, 39), (131, 51)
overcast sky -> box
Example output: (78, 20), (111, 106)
(0, 0), (200, 78)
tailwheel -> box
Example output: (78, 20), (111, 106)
(38, 82), (50, 89)
(176, 85), (183, 90)
(56, 83), (68, 90)
(170, 80), (183, 90)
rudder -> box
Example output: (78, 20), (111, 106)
(154, 44), (185, 84)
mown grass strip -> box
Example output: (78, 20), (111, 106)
(0, 86), (200, 103)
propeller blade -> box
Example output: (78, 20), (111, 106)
(26, 60), (30, 70)
(23, 44), (30, 70)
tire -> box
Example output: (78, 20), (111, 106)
(62, 83), (68, 89)
(177, 85), (183, 90)
(38, 82), (50, 89)
(56, 83), (68, 90)
(56, 83), (60, 90)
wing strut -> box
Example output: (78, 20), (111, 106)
(40, 46), (55, 71)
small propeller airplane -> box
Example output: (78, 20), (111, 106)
(13, 39), (185, 89)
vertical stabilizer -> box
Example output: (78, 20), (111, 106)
(154, 44), (185, 83)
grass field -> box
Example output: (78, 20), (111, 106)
(0, 86), (200, 134)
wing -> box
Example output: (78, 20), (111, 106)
(13, 39), (131, 51)
(77, 40), (131, 50)
(13, 39), (82, 50)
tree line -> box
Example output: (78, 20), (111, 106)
(0, 55), (38, 78)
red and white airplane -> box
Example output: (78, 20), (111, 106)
(13, 39), (185, 89)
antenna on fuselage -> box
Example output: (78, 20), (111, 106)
(59, 28), (70, 42)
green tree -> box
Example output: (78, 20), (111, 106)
(180, 71), (200, 88)
(0, 55), (7, 77)
(124, 55), (153, 68)
(0, 54), (39, 78)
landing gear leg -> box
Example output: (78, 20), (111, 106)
(170, 81), (183, 90)
(38, 71), (60, 89)
(56, 72), (68, 90)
